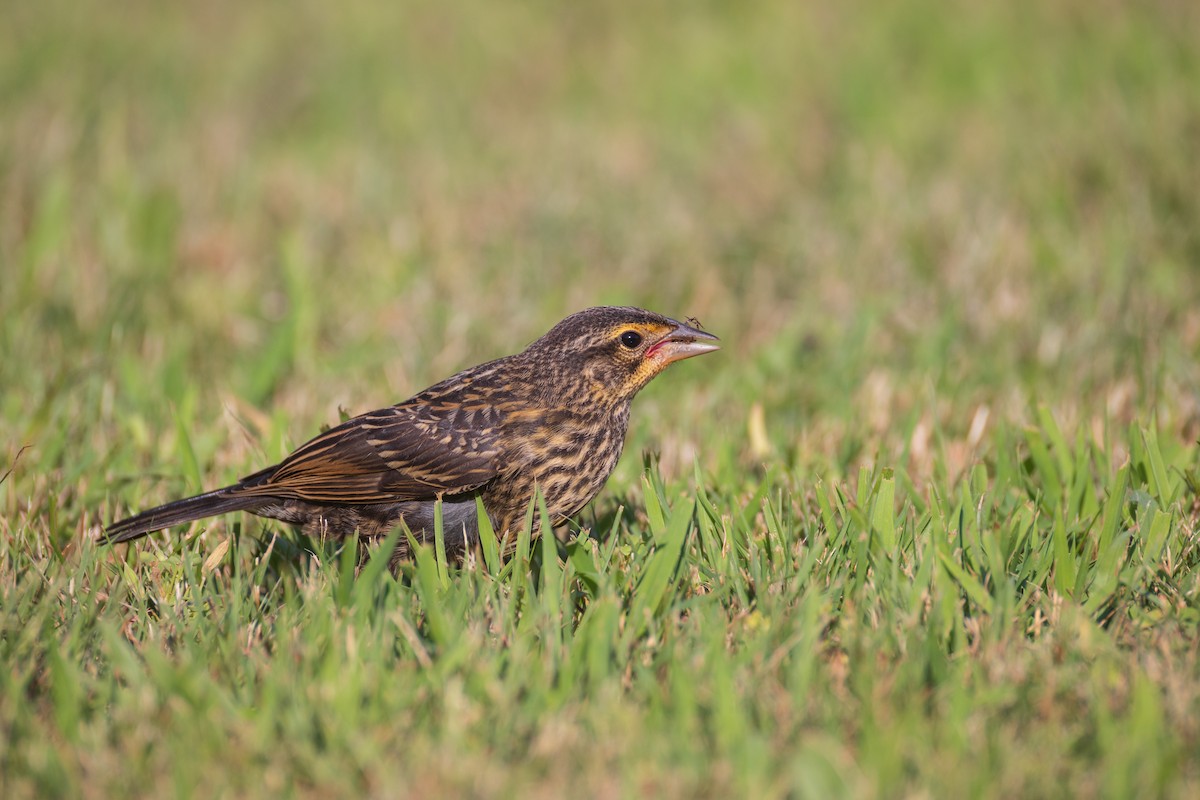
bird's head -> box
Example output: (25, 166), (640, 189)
(526, 306), (720, 404)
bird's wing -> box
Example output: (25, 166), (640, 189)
(233, 402), (505, 504)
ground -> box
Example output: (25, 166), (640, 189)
(2, 1), (1199, 797)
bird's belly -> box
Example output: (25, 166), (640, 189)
(257, 496), (483, 555)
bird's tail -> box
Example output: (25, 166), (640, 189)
(101, 485), (269, 544)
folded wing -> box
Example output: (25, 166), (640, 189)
(233, 402), (504, 504)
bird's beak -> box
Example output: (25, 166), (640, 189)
(646, 320), (721, 364)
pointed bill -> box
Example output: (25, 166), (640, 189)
(646, 319), (721, 364)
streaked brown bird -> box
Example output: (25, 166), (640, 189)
(103, 307), (719, 565)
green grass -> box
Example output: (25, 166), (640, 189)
(3, 0), (1200, 796)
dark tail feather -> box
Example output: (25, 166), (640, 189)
(102, 486), (269, 544)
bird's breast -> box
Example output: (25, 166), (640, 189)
(495, 405), (630, 523)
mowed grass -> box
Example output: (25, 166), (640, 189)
(3, 0), (1200, 797)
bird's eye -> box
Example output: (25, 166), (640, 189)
(619, 330), (643, 349)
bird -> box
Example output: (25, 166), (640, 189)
(102, 306), (719, 566)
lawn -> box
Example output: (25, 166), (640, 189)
(2, 0), (1199, 797)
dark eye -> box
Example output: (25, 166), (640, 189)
(619, 330), (643, 349)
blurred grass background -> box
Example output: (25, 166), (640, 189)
(3, 0), (1200, 797)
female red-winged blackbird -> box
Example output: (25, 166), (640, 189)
(103, 306), (719, 564)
